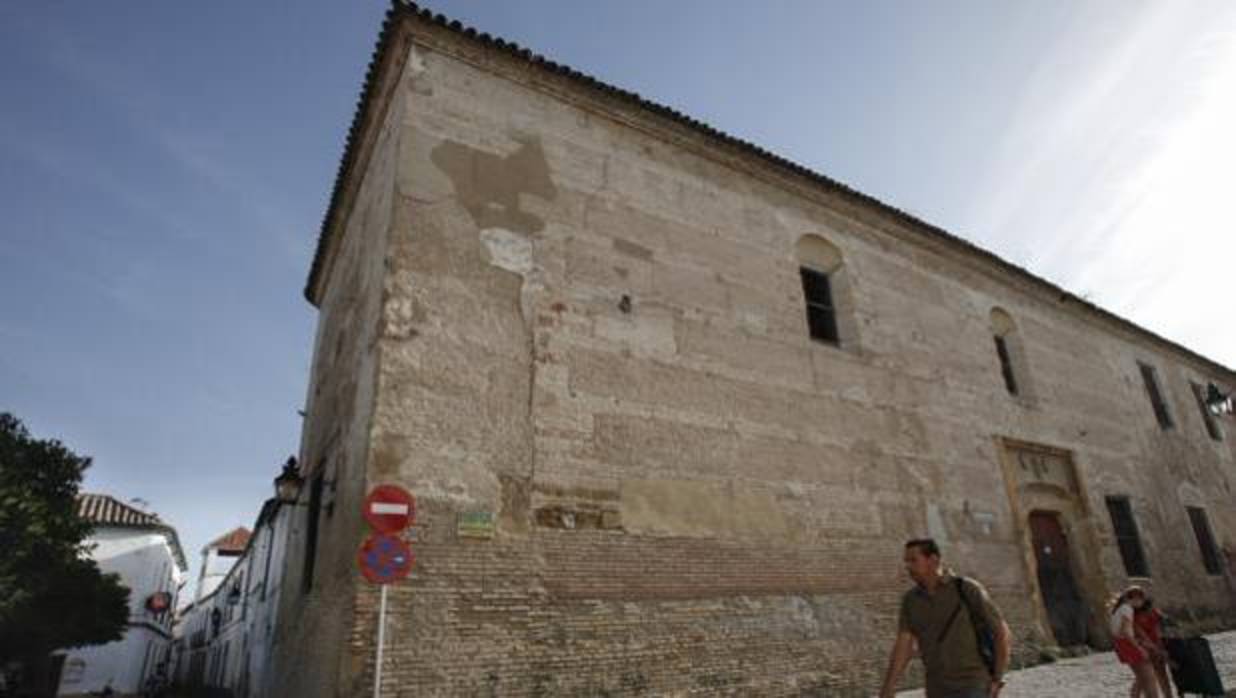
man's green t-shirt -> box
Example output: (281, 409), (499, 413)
(898, 572), (1003, 694)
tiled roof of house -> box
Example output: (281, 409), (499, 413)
(77, 493), (188, 570)
(205, 527), (252, 554)
(78, 492), (164, 527)
(303, 1), (1235, 379)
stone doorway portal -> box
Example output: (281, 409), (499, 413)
(1029, 510), (1089, 646)
(997, 438), (1107, 649)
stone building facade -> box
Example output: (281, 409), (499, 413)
(271, 3), (1236, 695)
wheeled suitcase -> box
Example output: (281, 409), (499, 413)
(1165, 636), (1225, 697)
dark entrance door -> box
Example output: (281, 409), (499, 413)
(1029, 511), (1089, 646)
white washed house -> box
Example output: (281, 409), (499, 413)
(172, 495), (294, 698)
(55, 494), (187, 698)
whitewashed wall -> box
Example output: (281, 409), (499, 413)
(56, 528), (186, 697)
(170, 502), (293, 698)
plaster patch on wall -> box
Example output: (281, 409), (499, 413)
(477, 226), (548, 330)
(406, 44), (428, 79)
(404, 44), (431, 96)
(620, 479), (792, 540)
(430, 137), (557, 234)
(480, 228), (534, 275)
(926, 503), (949, 543)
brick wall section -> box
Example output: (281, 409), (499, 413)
(345, 514), (1040, 696)
(288, 13), (1236, 697)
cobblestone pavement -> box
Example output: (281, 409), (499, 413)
(897, 631), (1236, 697)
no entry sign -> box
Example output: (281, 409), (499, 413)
(358, 534), (415, 585)
(363, 484), (416, 533)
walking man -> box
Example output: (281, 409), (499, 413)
(879, 538), (1012, 698)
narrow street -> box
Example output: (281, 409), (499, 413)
(898, 631), (1236, 697)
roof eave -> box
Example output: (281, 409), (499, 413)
(304, 2), (411, 306)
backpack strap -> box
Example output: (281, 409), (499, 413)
(955, 577), (989, 632)
(956, 577), (997, 677)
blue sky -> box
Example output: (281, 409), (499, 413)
(3, 1), (1234, 592)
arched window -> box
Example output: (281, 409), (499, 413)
(795, 235), (853, 347)
(990, 308), (1028, 397)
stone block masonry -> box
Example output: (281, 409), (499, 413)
(272, 4), (1236, 696)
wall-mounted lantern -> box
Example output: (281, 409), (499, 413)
(274, 456), (304, 504)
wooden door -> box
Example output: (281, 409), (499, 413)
(1030, 511), (1089, 646)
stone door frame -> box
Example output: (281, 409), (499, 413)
(995, 437), (1110, 648)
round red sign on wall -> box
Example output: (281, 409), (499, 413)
(146, 591), (172, 613)
(362, 484), (416, 533)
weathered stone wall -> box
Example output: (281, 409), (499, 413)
(295, 15), (1236, 697)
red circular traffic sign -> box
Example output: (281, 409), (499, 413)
(145, 591), (172, 613)
(363, 484), (416, 533)
(358, 534), (414, 585)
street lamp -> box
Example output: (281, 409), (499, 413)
(1206, 383), (1233, 417)
(274, 456), (304, 504)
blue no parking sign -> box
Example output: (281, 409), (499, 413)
(358, 533), (414, 584)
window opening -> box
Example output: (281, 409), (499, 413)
(301, 474), (323, 594)
(1186, 506), (1222, 575)
(994, 335), (1019, 395)
(1138, 362), (1174, 429)
(1105, 497), (1149, 577)
(799, 266), (839, 345)
(1191, 381), (1223, 441)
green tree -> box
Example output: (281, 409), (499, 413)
(0, 413), (129, 681)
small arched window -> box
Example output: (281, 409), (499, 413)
(990, 308), (1028, 397)
(795, 235), (853, 347)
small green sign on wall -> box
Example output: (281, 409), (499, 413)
(457, 511), (495, 539)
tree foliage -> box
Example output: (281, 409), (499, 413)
(0, 413), (130, 665)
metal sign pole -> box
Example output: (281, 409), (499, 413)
(374, 584), (388, 698)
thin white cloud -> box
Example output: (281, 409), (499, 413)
(1086, 36), (1236, 365)
(962, 3), (1236, 368)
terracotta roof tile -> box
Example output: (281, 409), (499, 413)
(206, 526), (252, 554)
(78, 493), (165, 527)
